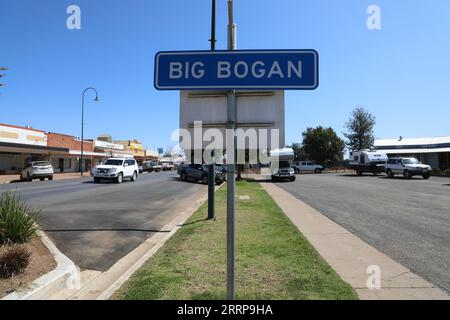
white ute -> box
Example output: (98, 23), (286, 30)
(384, 157), (431, 179)
(294, 161), (323, 174)
(92, 157), (139, 184)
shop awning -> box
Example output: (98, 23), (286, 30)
(0, 142), (68, 155)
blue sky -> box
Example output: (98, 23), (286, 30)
(1, 0), (450, 151)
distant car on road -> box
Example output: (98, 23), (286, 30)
(384, 157), (431, 179)
(138, 164), (144, 174)
(294, 161), (323, 174)
(20, 161), (54, 182)
(92, 157), (139, 184)
(142, 160), (162, 172)
(179, 163), (225, 185)
(161, 161), (175, 171)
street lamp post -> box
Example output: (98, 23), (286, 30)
(80, 87), (99, 176)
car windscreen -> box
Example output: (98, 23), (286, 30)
(402, 158), (420, 165)
(104, 159), (124, 166)
(33, 162), (50, 167)
(279, 161), (291, 168)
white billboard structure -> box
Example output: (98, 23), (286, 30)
(179, 90), (285, 164)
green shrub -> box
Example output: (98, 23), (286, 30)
(0, 244), (31, 278)
(444, 168), (450, 177)
(0, 192), (40, 244)
(431, 168), (443, 176)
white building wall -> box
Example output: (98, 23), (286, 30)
(0, 124), (47, 146)
(179, 91), (285, 152)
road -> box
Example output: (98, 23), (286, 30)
(278, 173), (450, 293)
(0, 171), (206, 271)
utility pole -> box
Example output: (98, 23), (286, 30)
(207, 0), (217, 220)
(226, 0), (237, 300)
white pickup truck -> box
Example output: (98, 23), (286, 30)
(294, 161), (323, 174)
(384, 157), (431, 179)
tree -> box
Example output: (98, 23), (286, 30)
(301, 126), (345, 165)
(287, 142), (306, 162)
(344, 107), (376, 151)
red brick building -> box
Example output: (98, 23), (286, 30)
(46, 132), (105, 173)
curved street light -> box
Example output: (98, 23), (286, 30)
(80, 87), (99, 176)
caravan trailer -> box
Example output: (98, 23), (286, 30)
(348, 150), (388, 176)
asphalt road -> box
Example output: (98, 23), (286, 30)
(0, 171), (205, 271)
(278, 173), (450, 293)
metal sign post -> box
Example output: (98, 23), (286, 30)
(153, 0), (319, 301)
(207, 0), (216, 221)
(226, 0), (236, 300)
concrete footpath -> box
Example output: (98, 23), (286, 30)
(262, 182), (449, 300)
(0, 172), (89, 184)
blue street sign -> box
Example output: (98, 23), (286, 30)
(154, 50), (318, 90)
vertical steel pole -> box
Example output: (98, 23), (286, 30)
(207, 0), (216, 220)
(226, 0), (236, 300)
(80, 91), (85, 176)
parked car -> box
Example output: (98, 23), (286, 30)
(138, 164), (144, 174)
(162, 161), (175, 171)
(348, 150), (388, 175)
(142, 160), (162, 172)
(294, 161), (323, 174)
(92, 157), (139, 184)
(20, 161), (54, 182)
(384, 157), (431, 179)
(179, 163), (225, 185)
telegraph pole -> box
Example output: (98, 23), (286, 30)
(207, 0), (217, 220)
(226, 0), (237, 300)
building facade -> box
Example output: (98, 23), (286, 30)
(47, 132), (105, 173)
(0, 124), (66, 174)
(0, 123), (159, 175)
(374, 136), (450, 170)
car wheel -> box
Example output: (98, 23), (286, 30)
(386, 169), (394, 178)
(180, 171), (187, 181)
(289, 176), (296, 182)
(94, 177), (101, 183)
(315, 168), (321, 174)
(271, 175), (277, 182)
(116, 173), (123, 184)
(39, 178), (45, 181)
(27, 173), (32, 182)
(202, 175), (208, 184)
(48, 175), (53, 181)
(131, 171), (137, 182)
(356, 170), (363, 176)
(403, 170), (412, 179)
(422, 173), (430, 180)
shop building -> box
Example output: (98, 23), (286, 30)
(47, 132), (106, 173)
(0, 123), (67, 174)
